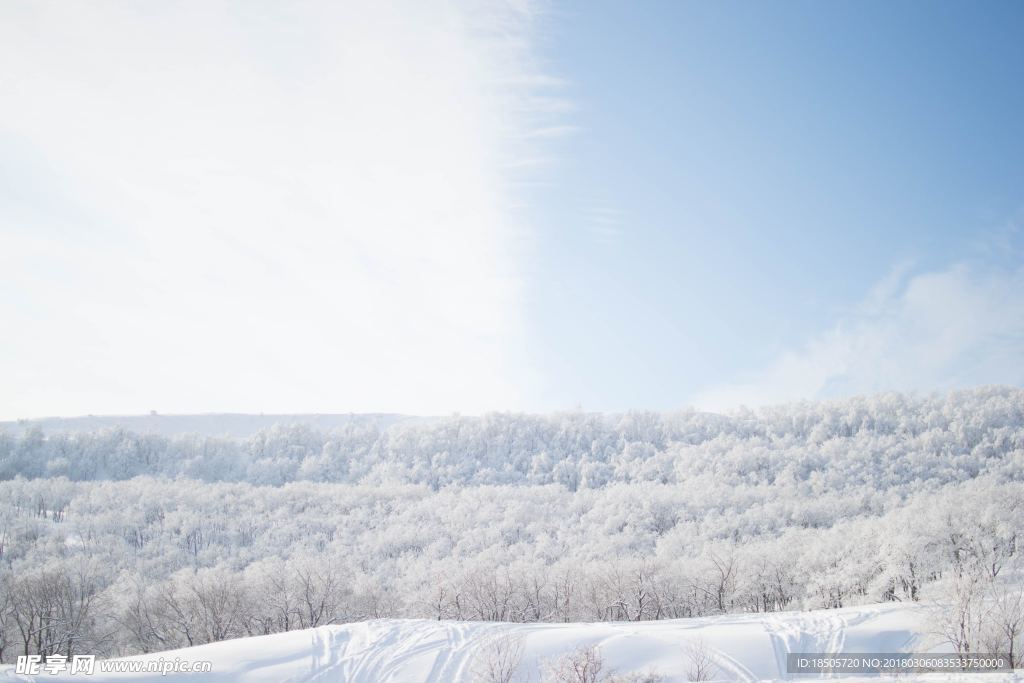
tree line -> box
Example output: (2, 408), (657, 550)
(0, 387), (1021, 662)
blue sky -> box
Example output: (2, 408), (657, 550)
(1, 0), (1022, 418)
(525, 0), (1024, 410)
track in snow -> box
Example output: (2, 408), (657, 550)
(22, 602), (1021, 683)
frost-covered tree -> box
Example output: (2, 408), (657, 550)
(0, 388), (1021, 659)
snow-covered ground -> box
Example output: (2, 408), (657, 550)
(4, 602), (1019, 682)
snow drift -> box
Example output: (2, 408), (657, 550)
(9, 602), (1020, 682)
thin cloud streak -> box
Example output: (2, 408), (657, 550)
(585, 205), (626, 246)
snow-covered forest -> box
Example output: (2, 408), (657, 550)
(0, 387), (1022, 663)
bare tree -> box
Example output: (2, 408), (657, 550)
(473, 632), (524, 683)
(121, 578), (172, 653)
(520, 568), (550, 622)
(930, 571), (988, 656)
(543, 644), (606, 683)
(707, 552), (738, 614)
(0, 572), (13, 663)
(294, 562), (348, 627)
(551, 569), (578, 623)
(985, 580), (1024, 668)
(151, 568), (250, 648)
(603, 560), (660, 622)
(7, 563), (107, 659)
(188, 569), (248, 643)
(685, 638), (715, 681)
(253, 562), (297, 634)
(463, 568), (517, 622)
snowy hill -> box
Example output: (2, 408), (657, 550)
(11, 603), (1020, 682)
(0, 413), (419, 438)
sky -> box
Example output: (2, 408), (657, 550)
(1, 0), (1022, 419)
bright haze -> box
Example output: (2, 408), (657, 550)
(1, 0), (1023, 420)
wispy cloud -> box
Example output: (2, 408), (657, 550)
(0, 0), (560, 418)
(692, 245), (1024, 411)
(585, 205), (626, 246)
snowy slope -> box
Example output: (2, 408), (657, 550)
(4, 602), (1019, 682)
